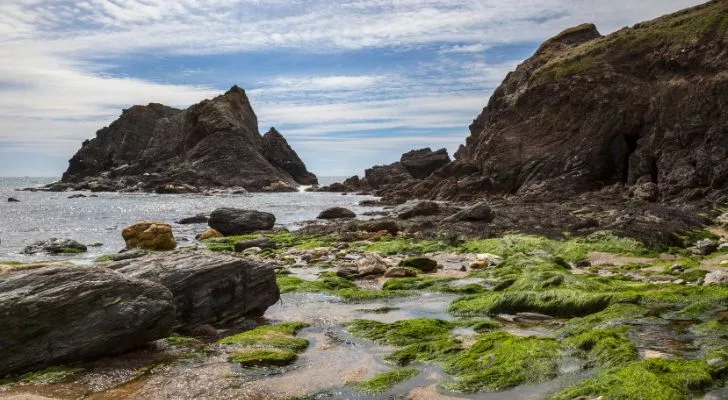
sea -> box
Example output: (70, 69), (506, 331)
(0, 176), (377, 263)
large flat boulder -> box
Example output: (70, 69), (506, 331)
(109, 251), (280, 330)
(208, 207), (276, 236)
(0, 265), (175, 376)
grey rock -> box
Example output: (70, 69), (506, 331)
(23, 238), (88, 255)
(355, 253), (390, 277)
(67, 194), (87, 199)
(234, 237), (276, 252)
(396, 201), (441, 219)
(444, 202), (495, 223)
(7, 197), (19, 202)
(0, 265), (175, 376)
(176, 214), (210, 224)
(691, 239), (718, 256)
(632, 182), (659, 202)
(110, 250), (279, 330)
(704, 270), (728, 285)
(208, 207), (276, 235)
(317, 207), (356, 220)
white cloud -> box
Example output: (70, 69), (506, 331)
(0, 0), (707, 176)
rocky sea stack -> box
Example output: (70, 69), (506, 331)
(327, 1), (728, 204)
(55, 86), (317, 192)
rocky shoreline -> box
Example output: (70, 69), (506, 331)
(2, 199), (728, 399)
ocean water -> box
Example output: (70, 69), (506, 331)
(0, 177), (376, 263)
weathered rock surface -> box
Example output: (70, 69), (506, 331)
(318, 207), (356, 220)
(0, 265), (175, 375)
(263, 128), (318, 186)
(400, 148), (451, 180)
(57, 86), (316, 192)
(444, 202), (495, 223)
(396, 201), (441, 220)
(122, 221), (177, 251)
(196, 228), (223, 241)
(22, 238), (88, 255)
(177, 214), (210, 225)
(704, 270), (728, 285)
(208, 208), (276, 236)
(109, 251), (280, 330)
(399, 257), (438, 272)
(234, 237), (276, 252)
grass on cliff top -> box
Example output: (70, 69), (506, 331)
(536, 1), (728, 81)
(352, 368), (419, 393)
(549, 358), (716, 400)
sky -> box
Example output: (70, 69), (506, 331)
(0, 0), (705, 177)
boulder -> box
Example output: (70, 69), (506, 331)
(110, 250), (280, 330)
(7, 197), (19, 202)
(355, 219), (401, 235)
(444, 202), (495, 223)
(122, 221), (176, 251)
(208, 208), (276, 236)
(318, 207), (356, 220)
(400, 148), (451, 179)
(336, 265), (360, 279)
(396, 201), (441, 219)
(196, 228), (223, 241)
(399, 257), (438, 272)
(22, 238), (88, 255)
(355, 253), (390, 277)
(177, 214), (210, 224)
(704, 270), (728, 285)
(234, 237), (276, 252)
(690, 239), (718, 256)
(0, 265), (175, 376)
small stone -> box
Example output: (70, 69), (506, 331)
(669, 264), (684, 272)
(575, 260), (591, 268)
(242, 247), (263, 255)
(708, 358), (725, 368)
(317, 207), (356, 220)
(234, 237), (276, 252)
(469, 261), (490, 270)
(384, 267), (418, 278)
(672, 279), (685, 285)
(196, 228), (223, 241)
(704, 270), (728, 285)
(399, 257), (438, 273)
(304, 247), (330, 262)
(7, 197), (20, 202)
(356, 253), (390, 277)
(691, 239), (718, 256)
(476, 253), (504, 266)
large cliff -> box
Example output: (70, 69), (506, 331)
(59, 86), (317, 192)
(375, 1), (728, 203)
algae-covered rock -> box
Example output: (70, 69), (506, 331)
(122, 221), (176, 251)
(22, 238), (88, 255)
(399, 257), (438, 272)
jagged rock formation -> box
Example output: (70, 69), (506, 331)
(347, 2), (728, 203)
(56, 86), (317, 192)
(319, 147), (451, 195)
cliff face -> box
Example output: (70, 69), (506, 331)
(61, 86), (317, 192)
(405, 1), (728, 202)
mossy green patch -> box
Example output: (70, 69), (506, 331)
(385, 337), (463, 367)
(217, 322), (310, 352)
(458, 231), (649, 262)
(550, 358), (715, 400)
(564, 327), (638, 369)
(346, 318), (454, 346)
(353, 368), (419, 393)
(165, 335), (204, 348)
(690, 321), (728, 337)
(355, 306), (400, 314)
(56, 247), (86, 254)
(204, 231), (335, 251)
(336, 288), (416, 301)
(364, 238), (449, 255)
(449, 289), (615, 318)
(229, 348), (298, 366)
(19, 366), (85, 384)
(276, 273), (357, 294)
(559, 303), (649, 336)
(442, 331), (561, 392)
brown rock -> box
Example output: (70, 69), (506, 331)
(197, 227), (223, 241)
(122, 221), (177, 251)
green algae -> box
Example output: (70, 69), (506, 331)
(458, 231), (650, 262)
(559, 303), (649, 336)
(204, 231), (334, 251)
(165, 335), (203, 348)
(353, 368), (419, 393)
(229, 348), (299, 367)
(346, 318), (454, 346)
(364, 238), (449, 255)
(564, 327), (638, 369)
(276, 273), (357, 294)
(690, 321), (728, 337)
(217, 322), (310, 352)
(442, 331), (562, 392)
(385, 337), (463, 367)
(19, 366), (85, 384)
(549, 358), (716, 400)
(449, 289), (615, 318)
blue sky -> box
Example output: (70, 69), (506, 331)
(0, 0), (704, 177)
